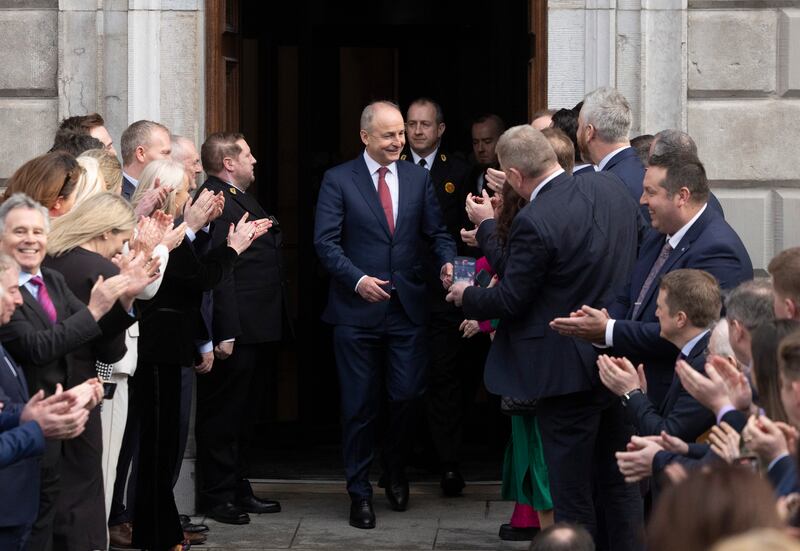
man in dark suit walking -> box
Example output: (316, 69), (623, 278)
(446, 125), (643, 549)
(314, 100), (455, 529)
(551, 152), (753, 406)
(401, 98), (477, 496)
(194, 132), (284, 525)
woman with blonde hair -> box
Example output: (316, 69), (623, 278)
(3, 151), (82, 217)
(70, 155), (107, 207)
(80, 148), (123, 194)
(131, 159), (188, 217)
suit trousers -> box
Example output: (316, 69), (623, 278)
(27, 439), (61, 551)
(425, 305), (488, 467)
(0, 523), (30, 551)
(536, 387), (644, 551)
(131, 362), (183, 550)
(333, 294), (427, 499)
(195, 342), (273, 509)
(172, 365), (195, 488)
(101, 372), (130, 521)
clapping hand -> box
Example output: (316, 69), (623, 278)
(184, 189), (220, 232)
(616, 435), (663, 483)
(742, 414), (796, 464)
(597, 355), (646, 396)
(87, 274), (130, 320)
(465, 191), (495, 226)
(485, 167), (506, 194)
(459, 319), (480, 338)
(134, 178), (169, 218)
(550, 305), (610, 344)
(226, 212), (269, 254)
(675, 360), (732, 415)
(460, 227), (478, 248)
(708, 354), (752, 411)
(20, 384), (88, 440)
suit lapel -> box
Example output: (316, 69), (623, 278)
(0, 345), (28, 399)
(393, 162), (413, 236)
(227, 187), (267, 218)
(352, 157), (392, 238)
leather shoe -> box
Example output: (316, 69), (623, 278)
(207, 502), (250, 525)
(385, 473), (409, 511)
(184, 530), (207, 545)
(235, 494), (281, 514)
(498, 523), (540, 541)
(440, 470), (466, 496)
(180, 515), (209, 533)
(109, 521), (133, 548)
(349, 498), (376, 529)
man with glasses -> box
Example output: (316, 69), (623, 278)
(314, 100), (456, 529)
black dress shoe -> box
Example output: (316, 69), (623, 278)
(235, 494), (281, 514)
(207, 502), (250, 525)
(440, 470), (466, 497)
(349, 498), (376, 529)
(385, 474), (409, 511)
(180, 515), (209, 533)
(498, 523), (540, 541)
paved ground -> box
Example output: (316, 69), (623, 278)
(188, 480), (531, 551)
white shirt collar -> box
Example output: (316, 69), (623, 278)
(122, 171), (139, 187)
(573, 163), (595, 173)
(530, 168), (566, 202)
(410, 147), (438, 169)
(19, 270), (42, 287)
(597, 145), (632, 171)
(363, 150), (397, 176)
(681, 329), (710, 358)
(667, 203), (707, 249)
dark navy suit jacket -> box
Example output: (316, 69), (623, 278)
(463, 171), (640, 399)
(607, 206), (753, 405)
(602, 147), (645, 203)
(121, 174), (136, 200)
(0, 344), (43, 527)
(624, 332), (716, 441)
(314, 154), (455, 328)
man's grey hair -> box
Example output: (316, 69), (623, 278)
(496, 125), (557, 179)
(581, 87), (632, 143)
(170, 134), (194, 163)
(360, 101), (401, 132)
(651, 129), (698, 160)
(0, 193), (50, 233)
(725, 279), (775, 331)
(709, 318), (737, 359)
(120, 120), (169, 166)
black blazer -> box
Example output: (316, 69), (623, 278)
(197, 175), (285, 344)
(463, 171), (641, 399)
(138, 237), (238, 366)
(624, 332), (716, 441)
(0, 267), (104, 395)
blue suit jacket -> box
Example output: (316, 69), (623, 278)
(463, 171), (640, 399)
(603, 147), (645, 203)
(314, 154), (456, 327)
(607, 206), (753, 404)
(624, 332), (716, 441)
(0, 344), (42, 527)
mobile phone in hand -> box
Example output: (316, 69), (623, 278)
(475, 269), (492, 288)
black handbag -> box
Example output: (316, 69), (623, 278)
(500, 395), (538, 416)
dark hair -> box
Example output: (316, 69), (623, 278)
(551, 108), (581, 163)
(769, 248), (800, 307)
(3, 151), (81, 209)
(646, 465), (783, 551)
(659, 269), (722, 329)
(58, 112), (106, 133)
(408, 97), (444, 125)
(631, 134), (655, 165)
(495, 181), (527, 248)
(50, 129), (105, 157)
(472, 113), (506, 134)
(530, 522), (595, 551)
(201, 132), (245, 174)
(751, 319), (800, 422)
(647, 152), (710, 203)
(779, 329), (800, 382)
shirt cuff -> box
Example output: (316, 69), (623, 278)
(221, 338), (235, 343)
(196, 341), (213, 354)
(355, 275), (367, 293)
(716, 404), (736, 425)
(604, 319), (616, 347)
(768, 453), (790, 472)
(185, 227), (197, 242)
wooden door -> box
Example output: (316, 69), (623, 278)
(529, 0), (548, 117)
(206, 0), (241, 135)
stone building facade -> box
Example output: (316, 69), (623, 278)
(549, 0), (800, 270)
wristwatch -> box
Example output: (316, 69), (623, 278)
(621, 388), (644, 407)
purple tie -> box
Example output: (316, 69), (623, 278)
(29, 275), (57, 323)
(631, 241), (673, 320)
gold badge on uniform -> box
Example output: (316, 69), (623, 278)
(400, 154), (407, 161)
(440, 153), (447, 162)
(444, 182), (455, 194)
(229, 187), (237, 195)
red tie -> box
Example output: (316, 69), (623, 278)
(29, 275), (57, 323)
(377, 166), (394, 235)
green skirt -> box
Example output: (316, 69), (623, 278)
(501, 415), (553, 511)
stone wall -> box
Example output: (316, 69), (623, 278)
(548, 0), (800, 270)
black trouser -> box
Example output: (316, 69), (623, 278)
(172, 365), (195, 489)
(132, 362), (183, 551)
(536, 387), (644, 551)
(195, 342), (274, 509)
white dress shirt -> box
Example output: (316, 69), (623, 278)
(410, 148), (438, 170)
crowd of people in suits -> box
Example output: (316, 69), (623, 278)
(313, 88), (800, 551)
(3, 84), (800, 551)
(0, 117), (285, 551)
